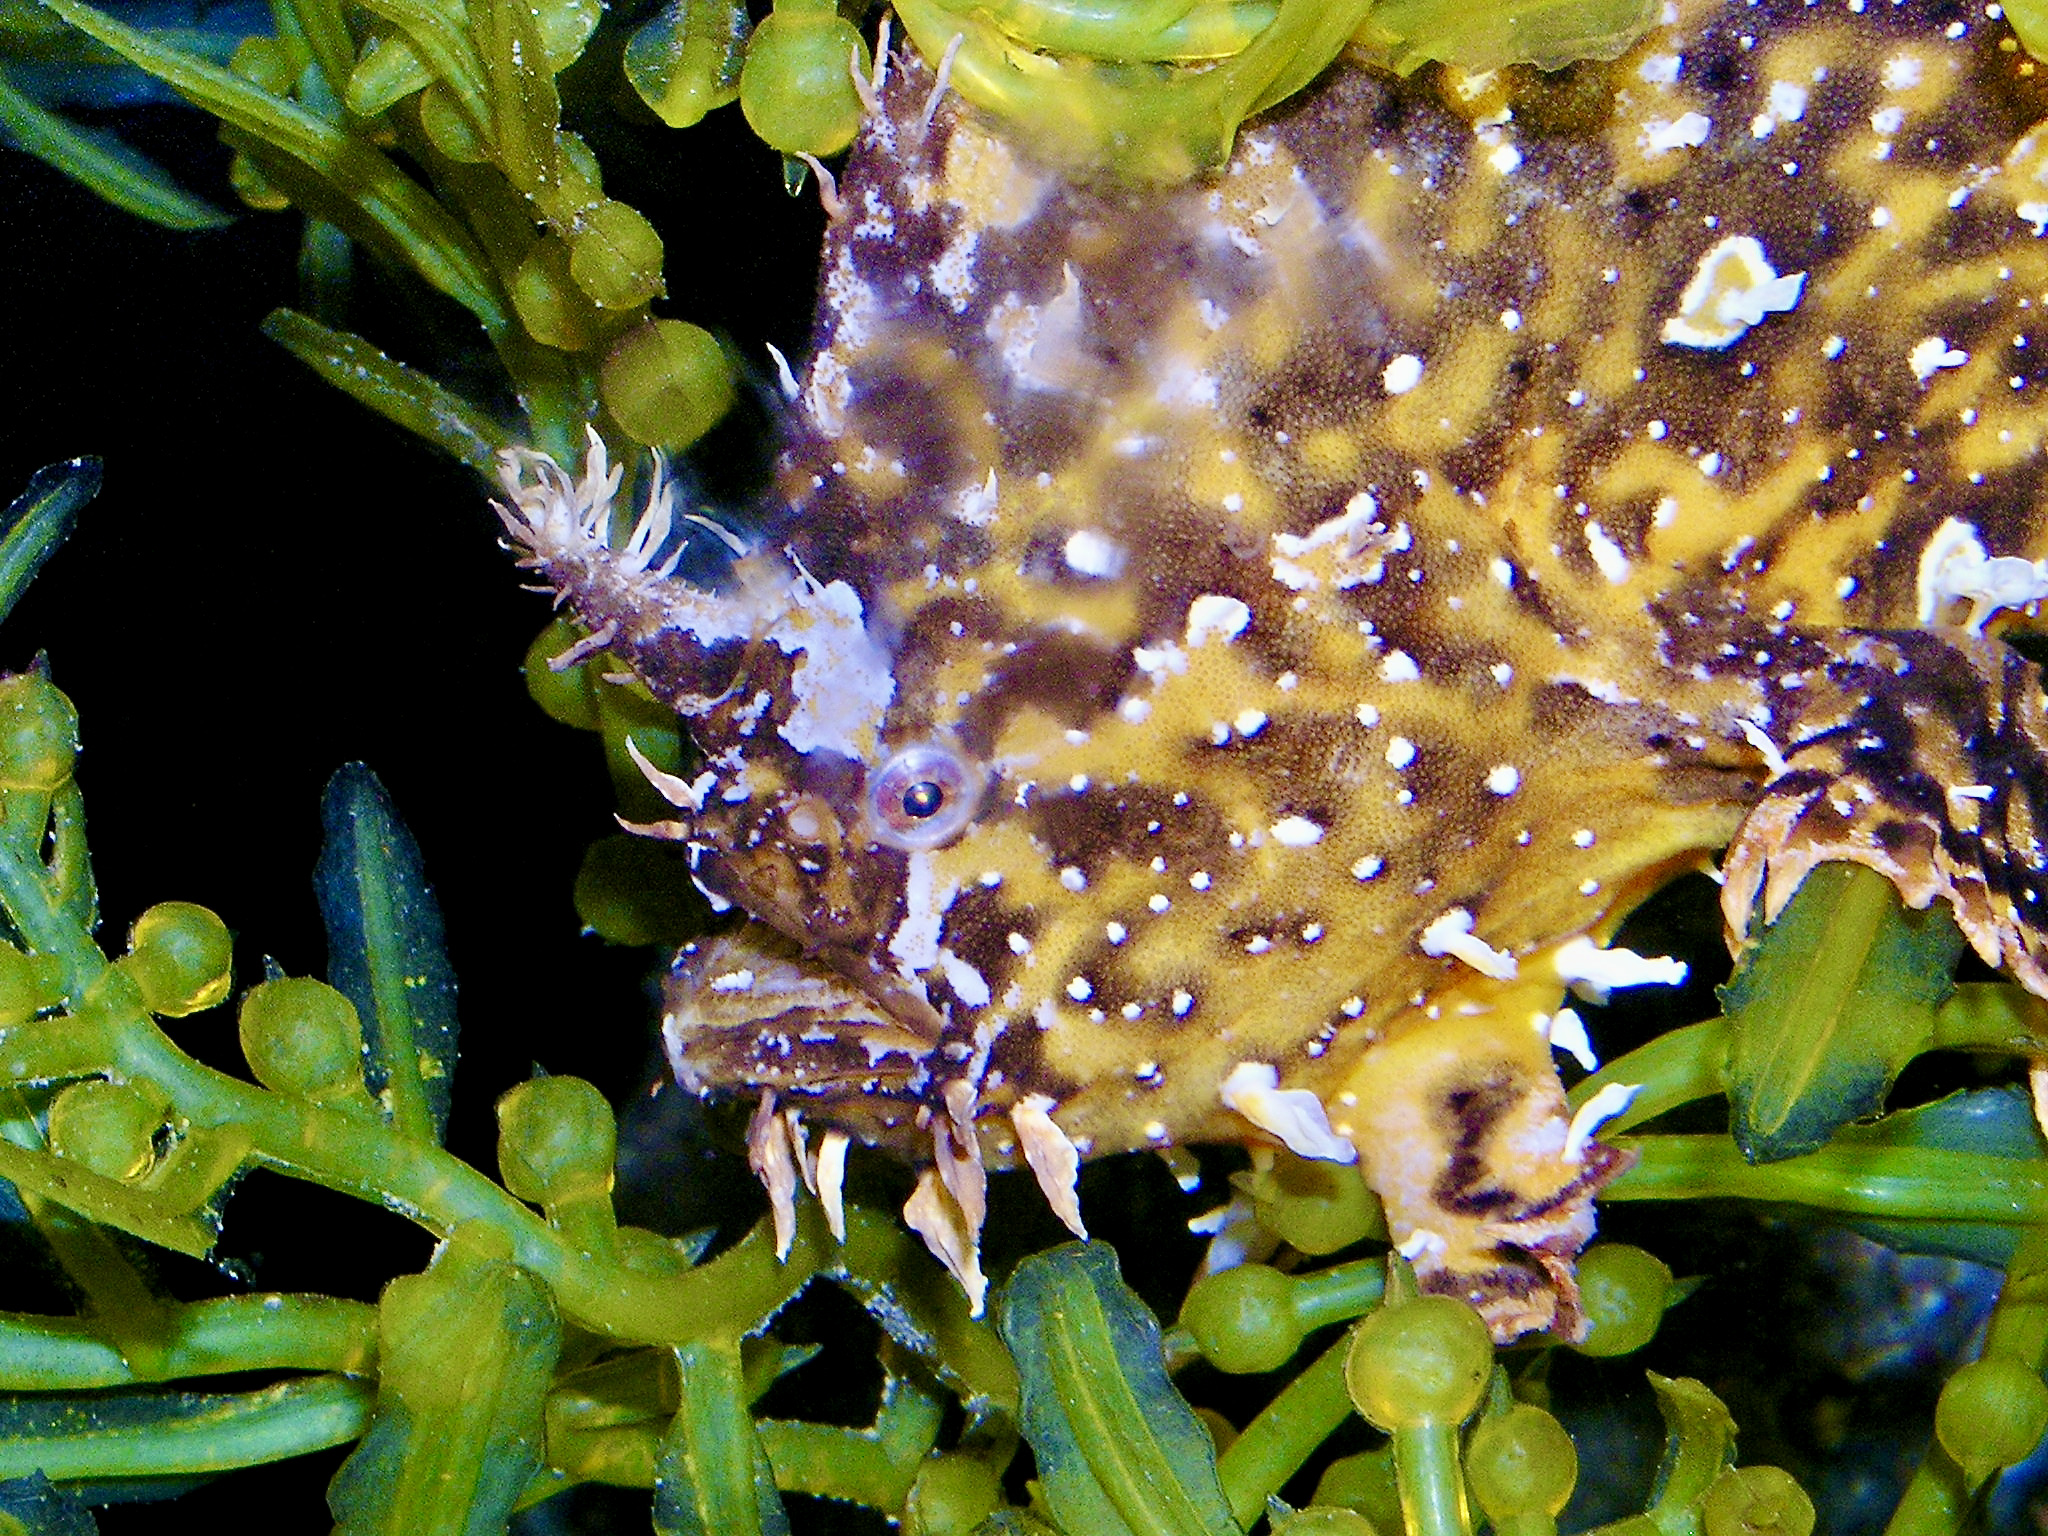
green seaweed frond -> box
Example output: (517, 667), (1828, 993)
(888, 0), (1661, 180)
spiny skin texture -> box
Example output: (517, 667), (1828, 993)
(504, 0), (2048, 1336)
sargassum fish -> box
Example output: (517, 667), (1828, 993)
(498, 0), (2048, 1340)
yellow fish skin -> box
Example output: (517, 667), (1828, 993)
(498, 0), (2048, 1337)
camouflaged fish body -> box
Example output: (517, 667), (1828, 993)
(500, 0), (2048, 1338)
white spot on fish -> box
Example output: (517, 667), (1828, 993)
(888, 852), (958, 974)
(1552, 937), (1689, 1004)
(938, 948), (991, 1008)
(1064, 528), (1127, 578)
(1270, 816), (1324, 847)
(1565, 1083), (1640, 1163)
(1219, 1062), (1356, 1163)
(1909, 336), (1969, 383)
(1186, 594), (1252, 646)
(1419, 907), (1518, 980)
(1662, 236), (1805, 349)
(1585, 523), (1631, 583)
(1641, 112), (1711, 154)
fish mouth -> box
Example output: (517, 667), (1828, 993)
(661, 921), (944, 1140)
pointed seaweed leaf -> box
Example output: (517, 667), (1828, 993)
(354, 0), (490, 122)
(0, 1472), (96, 1535)
(40, 0), (510, 335)
(999, 1243), (1241, 1536)
(0, 1134), (217, 1258)
(0, 64), (228, 230)
(262, 310), (507, 473)
(653, 1334), (790, 1536)
(1720, 862), (1964, 1163)
(475, 0), (560, 199)
(1832, 1086), (2048, 1266)
(0, 1375), (372, 1482)
(314, 764), (459, 1144)
(0, 458), (96, 631)
(623, 0), (749, 130)
(1638, 1374), (1736, 1536)
(329, 1250), (558, 1536)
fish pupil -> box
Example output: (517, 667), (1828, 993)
(902, 781), (945, 819)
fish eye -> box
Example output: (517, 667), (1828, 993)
(866, 742), (983, 850)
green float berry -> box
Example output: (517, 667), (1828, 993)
(227, 151), (291, 212)
(523, 619), (603, 730)
(902, 1453), (1002, 1536)
(1241, 1152), (1386, 1254)
(119, 902), (233, 1017)
(533, 0), (604, 69)
(574, 834), (699, 948)
(229, 35), (300, 95)
(496, 1075), (617, 1206)
(1936, 1356), (2048, 1484)
(567, 200), (665, 311)
(1344, 1295), (1492, 1430)
(595, 678), (688, 819)
(739, 1), (873, 156)
(1700, 1466), (1816, 1536)
(239, 978), (367, 1105)
(1466, 1403), (1578, 1520)
(1194, 1405), (1239, 1454)
(47, 1079), (165, 1181)
(419, 84), (490, 165)
(600, 319), (736, 450)
(0, 675), (78, 792)
(1569, 1243), (1673, 1358)
(1179, 1263), (1303, 1374)
(511, 236), (600, 353)
(0, 945), (65, 1025)
(1312, 1449), (1402, 1532)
